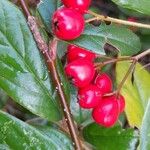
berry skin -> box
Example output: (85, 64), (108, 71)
(92, 96), (119, 127)
(61, 0), (91, 13)
(117, 95), (125, 113)
(65, 59), (95, 88)
(52, 7), (85, 40)
(78, 85), (102, 109)
(127, 17), (137, 22)
(67, 45), (96, 62)
(95, 73), (112, 94)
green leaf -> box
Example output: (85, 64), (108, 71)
(112, 0), (150, 16)
(83, 123), (139, 150)
(140, 101), (150, 150)
(0, 144), (10, 150)
(116, 62), (150, 128)
(36, 126), (74, 150)
(0, 0), (61, 121)
(38, 0), (61, 32)
(0, 88), (8, 109)
(69, 24), (141, 56)
(0, 111), (73, 150)
(70, 86), (91, 125)
(55, 58), (70, 101)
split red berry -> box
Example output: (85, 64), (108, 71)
(67, 45), (96, 62)
(117, 95), (125, 113)
(52, 7), (85, 40)
(95, 73), (112, 94)
(78, 85), (102, 109)
(65, 59), (95, 88)
(92, 96), (119, 127)
(61, 0), (91, 13)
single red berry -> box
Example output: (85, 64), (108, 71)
(127, 17), (137, 22)
(67, 45), (96, 62)
(61, 0), (91, 13)
(78, 85), (102, 109)
(92, 96), (119, 127)
(65, 59), (95, 88)
(52, 7), (85, 40)
(117, 95), (125, 113)
(95, 73), (112, 94)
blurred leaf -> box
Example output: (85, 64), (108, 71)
(0, 89), (9, 109)
(83, 123), (139, 150)
(38, 0), (61, 32)
(69, 24), (141, 56)
(140, 101), (150, 150)
(0, 144), (10, 150)
(0, 0), (61, 121)
(116, 62), (150, 128)
(70, 86), (91, 125)
(0, 111), (73, 150)
(112, 0), (150, 16)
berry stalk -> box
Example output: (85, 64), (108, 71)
(87, 10), (150, 29)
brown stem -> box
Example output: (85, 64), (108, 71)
(18, 0), (82, 149)
(116, 60), (137, 95)
(95, 56), (133, 68)
(87, 10), (150, 29)
(134, 49), (150, 60)
(95, 49), (150, 69)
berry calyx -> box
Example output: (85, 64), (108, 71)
(61, 0), (91, 13)
(78, 85), (102, 109)
(52, 7), (85, 40)
(92, 96), (120, 127)
(95, 73), (112, 94)
(65, 59), (95, 88)
(67, 45), (96, 62)
(117, 95), (125, 113)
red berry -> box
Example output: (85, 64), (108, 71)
(95, 73), (112, 93)
(65, 59), (95, 88)
(127, 17), (137, 22)
(52, 7), (85, 40)
(117, 95), (125, 113)
(78, 85), (102, 109)
(67, 45), (96, 62)
(61, 0), (91, 13)
(92, 96), (119, 127)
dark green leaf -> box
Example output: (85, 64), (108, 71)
(69, 24), (141, 56)
(140, 101), (150, 150)
(112, 0), (150, 16)
(83, 123), (139, 150)
(38, 0), (62, 32)
(0, 0), (61, 121)
(0, 111), (73, 150)
(36, 126), (74, 150)
(70, 86), (91, 125)
(55, 58), (70, 101)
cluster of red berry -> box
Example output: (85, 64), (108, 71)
(51, 0), (125, 128)
(65, 45), (125, 127)
(52, 0), (91, 40)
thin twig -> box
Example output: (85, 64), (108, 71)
(87, 10), (150, 29)
(134, 49), (150, 60)
(116, 60), (137, 95)
(19, 1), (82, 149)
(95, 49), (150, 69)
